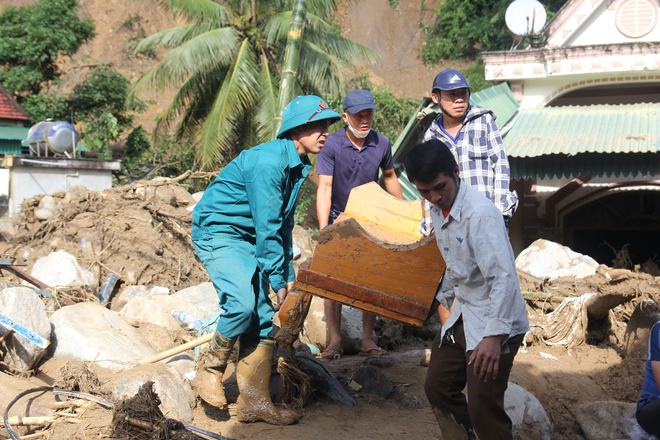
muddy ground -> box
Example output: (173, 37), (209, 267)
(1, 181), (660, 439)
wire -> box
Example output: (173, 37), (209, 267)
(3, 386), (54, 440)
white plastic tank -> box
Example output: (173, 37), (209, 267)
(27, 120), (78, 155)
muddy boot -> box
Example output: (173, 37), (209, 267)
(194, 331), (236, 409)
(432, 407), (476, 440)
(235, 339), (300, 425)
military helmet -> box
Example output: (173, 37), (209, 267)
(276, 95), (341, 139)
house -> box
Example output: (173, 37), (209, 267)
(393, 0), (660, 268)
(0, 86), (120, 220)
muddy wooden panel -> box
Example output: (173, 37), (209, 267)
(297, 260), (428, 326)
(309, 218), (444, 305)
(335, 182), (425, 244)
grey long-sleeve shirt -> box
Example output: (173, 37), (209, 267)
(432, 181), (529, 351)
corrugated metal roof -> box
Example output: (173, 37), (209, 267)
(504, 103), (660, 158)
(0, 125), (29, 141)
(510, 152), (660, 180)
(470, 82), (520, 129)
(0, 126), (29, 155)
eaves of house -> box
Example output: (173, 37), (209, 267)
(503, 102), (660, 179)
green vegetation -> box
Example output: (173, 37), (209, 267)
(0, 0), (95, 98)
(68, 65), (147, 160)
(128, 0), (380, 171)
(422, 0), (569, 63)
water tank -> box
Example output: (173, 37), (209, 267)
(27, 121), (78, 155)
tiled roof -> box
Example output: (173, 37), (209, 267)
(0, 85), (31, 121)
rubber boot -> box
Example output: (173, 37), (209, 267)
(194, 331), (236, 409)
(432, 407), (476, 440)
(235, 339), (300, 425)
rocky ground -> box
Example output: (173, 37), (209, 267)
(1, 180), (660, 440)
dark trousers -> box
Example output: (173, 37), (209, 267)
(637, 397), (660, 438)
(424, 320), (524, 440)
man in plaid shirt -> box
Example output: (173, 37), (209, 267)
(419, 68), (518, 235)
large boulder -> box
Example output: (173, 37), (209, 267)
(119, 294), (207, 332)
(103, 363), (196, 422)
(0, 287), (51, 370)
(49, 302), (156, 372)
(505, 382), (552, 440)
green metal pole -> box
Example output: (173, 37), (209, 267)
(275, 0), (308, 134)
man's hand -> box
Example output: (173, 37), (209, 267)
(468, 336), (504, 382)
(273, 281), (295, 312)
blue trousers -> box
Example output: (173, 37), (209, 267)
(193, 237), (276, 344)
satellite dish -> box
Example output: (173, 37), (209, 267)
(505, 0), (547, 37)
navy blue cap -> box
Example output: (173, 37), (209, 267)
(343, 89), (378, 114)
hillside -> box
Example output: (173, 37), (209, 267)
(2, 0), (457, 136)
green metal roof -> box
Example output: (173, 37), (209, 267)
(470, 82), (520, 130)
(0, 126), (28, 155)
(504, 103), (660, 179)
(504, 103), (660, 157)
(0, 125), (29, 141)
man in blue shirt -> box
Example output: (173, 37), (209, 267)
(404, 139), (529, 440)
(192, 96), (341, 425)
(637, 320), (660, 437)
(316, 89), (403, 359)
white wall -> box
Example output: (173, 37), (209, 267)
(8, 166), (113, 217)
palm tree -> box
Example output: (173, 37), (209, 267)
(128, 0), (379, 170)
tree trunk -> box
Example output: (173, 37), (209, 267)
(275, 0), (308, 133)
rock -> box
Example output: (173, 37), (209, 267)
(103, 363), (196, 422)
(624, 299), (660, 361)
(505, 382), (552, 440)
(0, 287), (51, 371)
(119, 295), (207, 332)
(300, 295), (369, 355)
(419, 348), (432, 367)
(350, 365), (393, 398)
(171, 282), (221, 319)
(31, 250), (98, 288)
(112, 285), (149, 311)
(293, 224), (316, 255)
(574, 401), (636, 440)
(49, 302), (156, 372)
(515, 239), (599, 280)
(137, 322), (178, 353)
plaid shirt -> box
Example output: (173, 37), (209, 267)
(419, 104), (518, 235)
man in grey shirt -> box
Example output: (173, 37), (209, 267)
(404, 139), (529, 440)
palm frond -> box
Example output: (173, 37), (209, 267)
(296, 40), (354, 97)
(255, 51), (280, 142)
(129, 27), (241, 102)
(306, 0), (339, 18)
(196, 38), (261, 170)
(160, 0), (230, 25)
(305, 17), (381, 66)
(135, 23), (216, 51)
(155, 65), (228, 137)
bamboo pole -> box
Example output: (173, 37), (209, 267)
(274, 0), (308, 135)
(136, 332), (213, 365)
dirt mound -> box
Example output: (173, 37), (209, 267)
(0, 179), (207, 295)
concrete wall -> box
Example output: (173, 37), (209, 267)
(1, 156), (120, 217)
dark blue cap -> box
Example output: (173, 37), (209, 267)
(343, 89), (378, 114)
